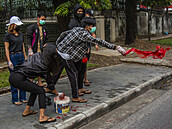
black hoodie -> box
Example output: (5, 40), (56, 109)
(68, 4), (85, 29)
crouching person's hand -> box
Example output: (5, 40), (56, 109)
(28, 48), (33, 56)
(117, 46), (126, 56)
(8, 61), (13, 70)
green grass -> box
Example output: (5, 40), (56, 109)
(0, 70), (10, 88)
(0, 63), (98, 89)
(150, 38), (172, 46)
(87, 63), (98, 68)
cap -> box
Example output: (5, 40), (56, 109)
(81, 17), (96, 27)
(85, 9), (94, 16)
(6, 16), (23, 26)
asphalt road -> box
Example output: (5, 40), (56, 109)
(80, 85), (172, 129)
(113, 87), (172, 129)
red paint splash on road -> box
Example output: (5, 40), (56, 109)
(56, 116), (61, 119)
(85, 104), (93, 107)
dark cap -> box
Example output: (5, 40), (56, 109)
(85, 9), (94, 16)
(81, 17), (96, 27)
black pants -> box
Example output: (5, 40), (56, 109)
(51, 59), (83, 98)
(9, 72), (46, 109)
(61, 59), (83, 98)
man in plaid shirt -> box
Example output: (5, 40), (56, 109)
(56, 17), (126, 103)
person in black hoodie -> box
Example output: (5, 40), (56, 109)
(68, 4), (85, 29)
(9, 44), (60, 123)
(52, 4), (86, 95)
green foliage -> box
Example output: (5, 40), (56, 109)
(54, 0), (112, 16)
(150, 38), (172, 46)
(0, 70), (10, 88)
(54, 1), (72, 16)
(140, 0), (172, 9)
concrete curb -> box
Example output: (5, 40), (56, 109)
(50, 71), (172, 129)
(120, 58), (172, 67)
(0, 87), (10, 94)
(0, 65), (8, 70)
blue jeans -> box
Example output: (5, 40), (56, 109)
(9, 52), (26, 103)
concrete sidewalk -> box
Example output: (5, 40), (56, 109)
(0, 64), (172, 129)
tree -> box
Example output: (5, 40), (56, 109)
(125, 0), (137, 45)
(52, 0), (70, 35)
(53, 0), (111, 35)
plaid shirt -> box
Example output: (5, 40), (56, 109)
(56, 27), (116, 62)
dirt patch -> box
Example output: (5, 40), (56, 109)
(89, 39), (171, 68)
(89, 53), (121, 68)
(125, 39), (169, 50)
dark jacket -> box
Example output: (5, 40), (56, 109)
(27, 23), (48, 53)
(68, 4), (85, 29)
(14, 52), (54, 86)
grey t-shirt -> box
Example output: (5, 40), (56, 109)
(4, 32), (24, 53)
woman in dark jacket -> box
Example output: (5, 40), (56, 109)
(9, 44), (61, 123)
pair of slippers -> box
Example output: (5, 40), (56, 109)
(72, 98), (87, 103)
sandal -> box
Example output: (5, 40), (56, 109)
(21, 100), (27, 103)
(38, 83), (46, 87)
(39, 117), (56, 124)
(36, 81), (46, 87)
(84, 81), (91, 86)
(45, 88), (58, 96)
(83, 81), (91, 83)
(79, 89), (92, 94)
(72, 97), (87, 103)
(22, 110), (38, 117)
(78, 92), (84, 96)
(12, 101), (22, 105)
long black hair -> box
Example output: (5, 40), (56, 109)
(43, 43), (62, 74)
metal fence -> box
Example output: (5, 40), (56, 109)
(0, 0), (54, 21)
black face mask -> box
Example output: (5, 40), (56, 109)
(76, 13), (84, 19)
(14, 26), (21, 33)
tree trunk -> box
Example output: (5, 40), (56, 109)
(148, 9), (151, 41)
(162, 14), (164, 35)
(9, 0), (12, 16)
(125, 0), (137, 45)
(53, 0), (70, 36)
(166, 4), (169, 32)
(5, 0), (7, 11)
